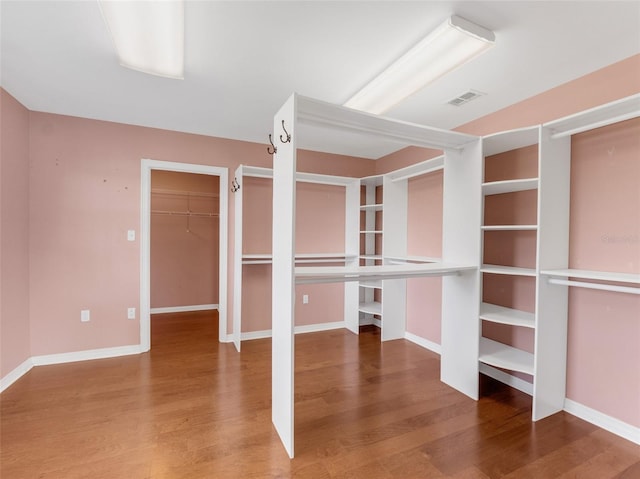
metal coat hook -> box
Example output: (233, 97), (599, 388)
(231, 177), (241, 193)
(267, 134), (277, 155)
(280, 120), (291, 144)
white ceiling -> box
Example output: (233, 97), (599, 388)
(1, 1), (639, 159)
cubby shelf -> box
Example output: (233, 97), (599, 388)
(481, 264), (537, 276)
(479, 338), (535, 375)
(482, 178), (538, 195)
(480, 303), (535, 328)
(359, 301), (381, 315)
(481, 225), (537, 231)
(360, 204), (383, 211)
(359, 280), (382, 289)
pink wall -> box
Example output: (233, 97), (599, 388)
(378, 54), (640, 427)
(241, 176), (347, 332)
(405, 171), (443, 344)
(24, 110), (372, 356)
(0, 89), (31, 377)
(150, 171), (220, 309)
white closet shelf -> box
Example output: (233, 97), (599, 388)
(359, 280), (382, 289)
(359, 301), (382, 315)
(360, 204), (384, 211)
(483, 126), (540, 157)
(544, 93), (640, 139)
(360, 230), (383, 234)
(482, 178), (538, 195)
(481, 265), (536, 277)
(238, 164), (357, 186)
(385, 255), (441, 264)
(242, 253), (356, 265)
(360, 255), (383, 261)
(481, 225), (537, 231)
(480, 303), (535, 329)
(479, 338), (535, 375)
(386, 155), (444, 182)
(295, 262), (476, 285)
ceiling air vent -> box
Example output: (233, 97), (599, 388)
(447, 90), (485, 106)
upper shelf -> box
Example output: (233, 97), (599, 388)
(295, 262), (477, 285)
(541, 269), (640, 285)
(237, 165), (356, 187)
(242, 253), (357, 265)
(482, 178), (538, 195)
(386, 155), (444, 182)
(295, 95), (479, 151)
(544, 93), (640, 139)
(483, 126), (539, 157)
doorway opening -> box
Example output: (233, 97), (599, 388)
(140, 159), (228, 351)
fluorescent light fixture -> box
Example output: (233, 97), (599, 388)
(344, 15), (495, 114)
(99, 0), (185, 79)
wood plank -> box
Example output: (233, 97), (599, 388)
(1, 312), (637, 478)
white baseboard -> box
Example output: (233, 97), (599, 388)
(31, 345), (144, 366)
(150, 304), (218, 314)
(0, 358), (34, 393)
(1, 345), (144, 393)
(240, 321), (346, 342)
(564, 398), (640, 445)
(404, 332), (441, 355)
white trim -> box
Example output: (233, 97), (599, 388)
(150, 304), (218, 314)
(141, 159), (229, 348)
(0, 358), (34, 393)
(31, 345), (144, 366)
(479, 363), (534, 396)
(404, 332), (441, 355)
(240, 322), (346, 342)
(294, 321), (345, 335)
(564, 398), (640, 445)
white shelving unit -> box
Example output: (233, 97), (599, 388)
(232, 164), (360, 351)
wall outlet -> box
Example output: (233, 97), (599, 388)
(302, 294), (309, 304)
(127, 307), (136, 319)
(127, 230), (136, 241)
(81, 309), (90, 322)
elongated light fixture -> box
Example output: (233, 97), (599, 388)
(344, 15), (495, 114)
(99, 0), (185, 79)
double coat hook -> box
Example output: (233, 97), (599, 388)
(267, 120), (292, 155)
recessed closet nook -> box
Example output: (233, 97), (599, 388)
(231, 94), (639, 457)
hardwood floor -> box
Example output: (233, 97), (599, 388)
(1, 311), (638, 478)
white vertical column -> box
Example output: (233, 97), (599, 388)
(232, 165), (243, 352)
(381, 176), (408, 341)
(344, 180), (360, 334)
(441, 140), (483, 399)
(271, 94), (297, 458)
(534, 127), (570, 420)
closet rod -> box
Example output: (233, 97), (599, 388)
(151, 210), (219, 218)
(547, 278), (640, 295)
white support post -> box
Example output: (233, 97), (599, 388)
(534, 128), (571, 420)
(344, 180), (360, 333)
(232, 165), (243, 352)
(381, 176), (408, 341)
(441, 140), (483, 399)
(271, 94), (297, 458)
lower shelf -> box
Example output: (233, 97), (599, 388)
(359, 301), (381, 315)
(479, 337), (534, 375)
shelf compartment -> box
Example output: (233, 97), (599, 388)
(359, 301), (382, 315)
(481, 225), (537, 231)
(479, 337), (534, 375)
(480, 303), (535, 328)
(482, 178), (538, 195)
(360, 203), (384, 211)
(481, 265), (536, 277)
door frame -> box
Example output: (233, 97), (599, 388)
(140, 159), (229, 351)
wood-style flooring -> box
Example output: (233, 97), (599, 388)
(1, 311), (638, 478)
